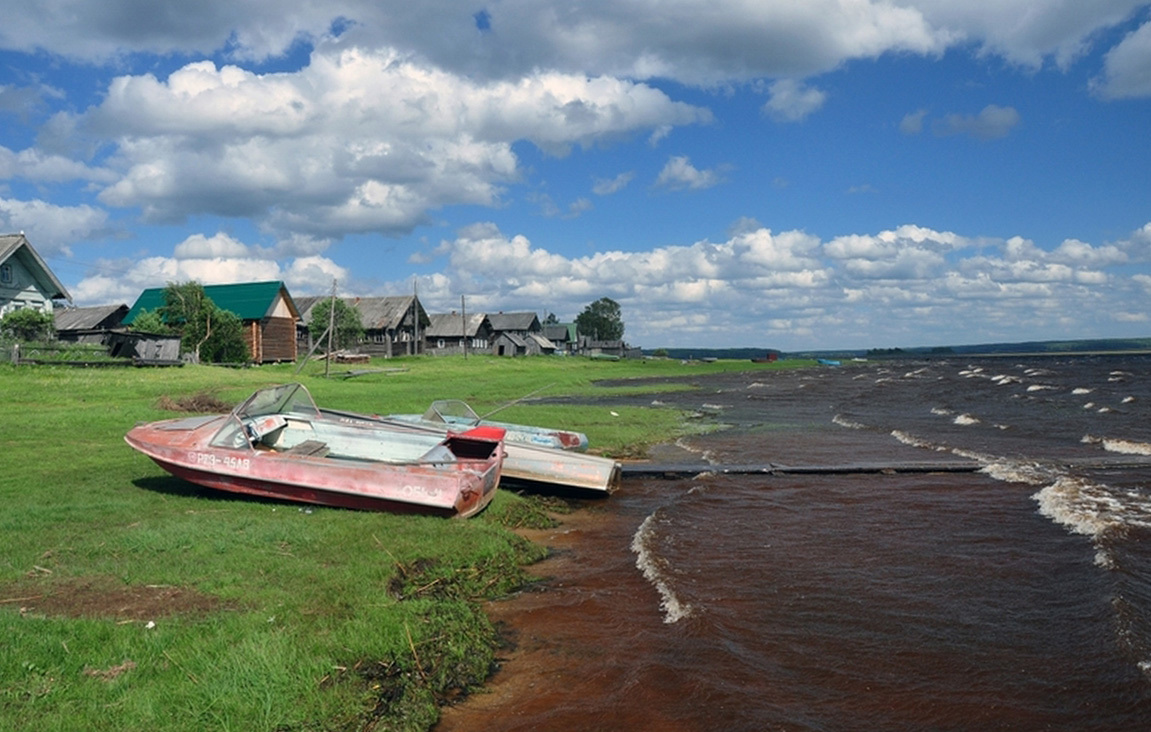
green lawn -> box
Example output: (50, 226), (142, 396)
(0, 354), (806, 731)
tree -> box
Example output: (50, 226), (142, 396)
(129, 308), (173, 335)
(200, 308), (249, 364)
(0, 308), (54, 341)
(575, 297), (624, 341)
(308, 298), (365, 351)
(156, 281), (250, 363)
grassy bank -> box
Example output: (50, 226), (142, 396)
(0, 355), (806, 731)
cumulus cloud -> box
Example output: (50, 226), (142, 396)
(68, 231), (350, 306)
(77, 49), (708, 237)
(0, 196), (108, 257)
(0, 146), (117, 183)
(402, 220), (1151, 349)
(655, 156), (725, 191)
(933, 104), (1020, 139)
(1093, 20), (1151, 98)
(763, 79), (827, 122)
(593, 171), (635, 195)
(900, 109), (928, 134)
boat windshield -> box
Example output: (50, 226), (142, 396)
(235, 383), (321, 420)
(209, 383), (321, 449)
(422, 399), (480, 424)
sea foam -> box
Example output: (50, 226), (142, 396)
(1102, 438), (1151, 456)
(632, 512), (693, 624)
(832, 414), (865, 430)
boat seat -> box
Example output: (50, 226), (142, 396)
(281, 439), (330, 457)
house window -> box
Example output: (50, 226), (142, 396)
(436, 339), (445, 349)
(0, 263), (11, 284)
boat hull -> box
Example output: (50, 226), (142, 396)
(327, 410), (620, 495)
(125, 388), (503, 518)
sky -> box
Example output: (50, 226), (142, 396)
(2, 1), (1151, 351)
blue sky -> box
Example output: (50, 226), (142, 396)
(2, 1), (1151, 351)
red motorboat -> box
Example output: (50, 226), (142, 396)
(125, 383), (505, 518)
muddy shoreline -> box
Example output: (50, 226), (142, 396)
(435, 442), (702, 731)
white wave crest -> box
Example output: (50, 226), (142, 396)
(992, 374), (1022, 385)
(980, 461), (1050, 486)
(891, 430), (945, 451)
(1102, 438), (1151, 456)
(954, 413), (980, 426)
(1027, 385), (1056, 392)
(832, 414), (865, 430)
(930, 407), (953, 416)
(632, 513), (693, 624)
(1072, 388), (1094, 395)
(1033, 476), (1132, 539)
(1123, 396), (1136, 404)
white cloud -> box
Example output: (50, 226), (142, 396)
(0, 196), (108, 257)
(2, 1), (1144, 90)
(763, 79), (827, 122)
(900, 109), (928, 134)
(909, 0), (1146, 70)
(933, 104), (1020, 139)
(68, 241), (350, 307)
(654, 156), (724, 190)
(0, 146), (116, 184)
(173, 232), (250, 258)
(593, 171), (635, 195)
(1094, 20), (1151, 98)
(405, 220), (1151, 349)
(79, 48), (708, 237)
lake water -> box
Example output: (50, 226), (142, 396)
(438, 356), (1151, 731)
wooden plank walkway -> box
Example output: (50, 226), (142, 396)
(621, 455), (1151, 478)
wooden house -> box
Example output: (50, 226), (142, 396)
(492, 332), (528, 357)
(543, 322), (578, 354)
(296, 295), (428, 358)
(0, 233), (71, 318)
(54, 304), (129, 342)
(487, 311), (556, 356)
(123, 281), (300, 363)
(424, 311), (493, 356)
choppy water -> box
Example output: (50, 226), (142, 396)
(439, 356), (1151, 731)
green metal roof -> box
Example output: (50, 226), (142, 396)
(123, 281), (298, 324)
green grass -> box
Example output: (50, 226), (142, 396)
(0, 354), (807, 731)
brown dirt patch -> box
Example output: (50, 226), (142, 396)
(1, 576), (227, 621)
(156, 391), (234, 413)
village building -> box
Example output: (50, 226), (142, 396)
(296, 295), (428, 358)
(54, 304), (129, 341)
(543, 322), (579, 354)
(486, 311), (556, 356)
(123, 281), (300, 363)
(0, 233), (71, 318)
(423, 311), (493, 356)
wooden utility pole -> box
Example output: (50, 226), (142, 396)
(461, 295), (468, 359)
(324, 279), (336, 378)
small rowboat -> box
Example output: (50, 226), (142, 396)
(328, 401), (621, 495)
(389, 399), (589, 451)
(125, 383), (504, 518)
